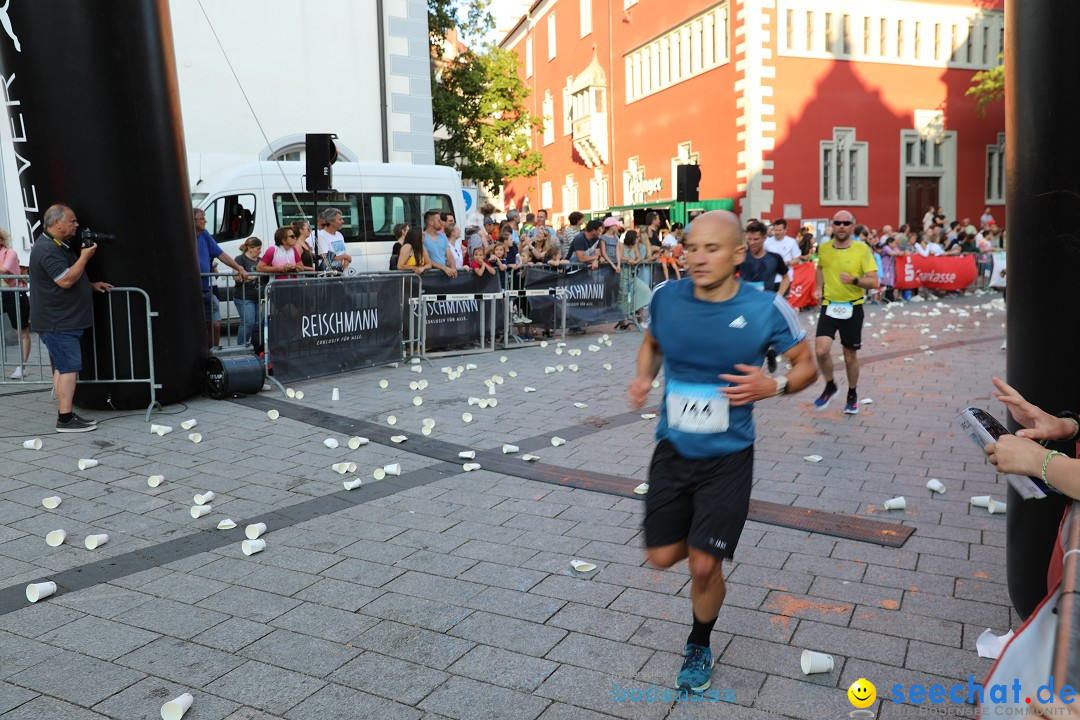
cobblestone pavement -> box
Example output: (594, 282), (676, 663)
(0, 291), (1014, 720)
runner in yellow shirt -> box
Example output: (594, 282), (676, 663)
(812, 210), (879, 414)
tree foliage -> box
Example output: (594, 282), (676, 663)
(967, 53), (1004, 116)
(428, 0), (544, 188)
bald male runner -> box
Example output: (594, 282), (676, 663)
(628, 211), (818, 692)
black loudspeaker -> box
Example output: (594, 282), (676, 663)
(205, 349), (265, 399)
(306, 133), (338, 192)
(677, 164), (701, 202)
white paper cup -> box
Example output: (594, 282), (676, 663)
(332, 462), (349, 474)
(217, 519), (236, 530)
(379, 379), (389, 389)
(188, 433), (202, 444)
(926, 479), (946, 494)
(77, 459), (98, 470)
(413, 396), (423, 406)
(459, 450), (476, 459)
(493, 375), (504, 385)
(540, 341), (548, 348)
(245, 522), (266, 539)
(286, 388), (296, 398)
(988, 500), (1008, 514)
(468, 397), (480, 406)
(551, 436), (566, 446)
(348, 436), (368, 449)
(267, 409), (279, 420)
(555, 348), (564, 355)
(190, 505), (211, 519)
(22, 438), (42, 450)
(509, 371), (517, 378)
(324, 438), (339, 449)
(883, 496), (907, 510)
(294, 391), (304, 400)
(147, 475), (165, 488)
(150, 424), (173, 436)
(161, 692), (193, 720)
(373, 467), (386, 480)
(411, 358), (421, 364)
(466, 363), (478, 370)
(524, 386), (536, 392)
(422, 419), (435, 429)
(463, 463), (482, 471)
(84, 533), (109, 550)
(343, 478), (362, 490)
(800, 649), (835, 674)
(391, 435), (407, 443)
(346, 462), (357, 473)
(180, 419), (198, 430)
(26, 581), (56, 603)
(45, 530), (66, 547)
(634, 483), (650, 495)
(421, 426), (432, 436)
(502, 444), (519, 454)
(410, 365), (423, 374)
(477, 399), (490, 409)
(487, 385), (496, 396)
(332, 388), (340, 401)
(544, 366), (556, 374)
(409, 381), (419, 391)
(42, 496), (61, 509)
(556, 365), (564, 372)
(500, 355), (508, 363)
(489, 399), (498, 407)
(419, 380), (429, 390)
(522, 454), (540, 462)
(462, 413), (473, 423)
(384, 463), (401, 476)
(569, 364), (579, 372)
(193, 491), (215, 506)
(970, 495), (992, 508)
(603, 363), (612, 370)
(588, 344), (600, 352)
(387, 415), (397, 425)
(241, 539), (266, 556)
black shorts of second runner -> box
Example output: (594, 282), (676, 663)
(643, 440), (753, 559)
(815, 303), (865, 350)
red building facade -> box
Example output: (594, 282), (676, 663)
(499, 0), (1006, 231)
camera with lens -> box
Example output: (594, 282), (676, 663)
(80, 228), (117, 248)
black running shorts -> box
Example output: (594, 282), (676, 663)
(815, 303), (864, 350)
(643, 440), (753, 559)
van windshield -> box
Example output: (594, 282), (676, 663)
(273, 192), (454, 243)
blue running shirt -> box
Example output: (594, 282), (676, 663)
(649, 279), (806, 458)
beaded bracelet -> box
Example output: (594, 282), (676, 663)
(1042, 450), (1066, 488)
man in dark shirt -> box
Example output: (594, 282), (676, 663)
(568, 220), (604, 268)
(29, 204), (113, 432)
(645, 211), (663, 249)
(737, 220), (789, 294)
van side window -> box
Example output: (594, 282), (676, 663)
(273, 193), (363, 243)
(361, 193), (454, 242)
(207, 194), (256, 241)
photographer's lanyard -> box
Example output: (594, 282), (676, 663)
(46, 232), (64, 249)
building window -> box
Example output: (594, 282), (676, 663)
(580, 0), (592, 37)
(624, 2), (729, 104)
(541, 182), (553, 211)
(820, 128), (868, 205)
(547, 12), (557, 60)
(526, 37), (533, 77)
(562, 77), (573, 136)
(778, 0), (1001, 70)
(986, 133), (1005, 205)
(590, 169), (608, 211)
(562, 174), (579, 213)
(542, 91), (554, 146)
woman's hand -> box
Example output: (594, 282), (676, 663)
(992, 376), (1076, 441)
(985, 434), (1049, 477)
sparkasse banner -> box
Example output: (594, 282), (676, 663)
(267, 276), (403, 382)
(893, 255), (977, 290)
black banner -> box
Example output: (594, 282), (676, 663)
(267, 276), (403, 383)
(419, 272), (503, 349)
(523, 266), (623, 328)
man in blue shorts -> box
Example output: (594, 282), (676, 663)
(628, 210), (818, 692)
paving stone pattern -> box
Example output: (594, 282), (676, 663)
(0, 293), (1012, 719)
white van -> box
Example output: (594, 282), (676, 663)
(191, 161), (466, 273)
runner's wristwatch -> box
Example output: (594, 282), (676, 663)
(774, 375), (788, 396)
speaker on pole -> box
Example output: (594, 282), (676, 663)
(676, 164), (701, 202)
(306, 133), (338, 192)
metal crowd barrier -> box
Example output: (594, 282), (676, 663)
(0, 278), (161, 420)
(501, 286), (569, 347)
(1056, 500), (1080, 695)
(412, 288), (503, 361)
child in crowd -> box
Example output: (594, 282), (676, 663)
(469, 246), (495, 276)
(659, 233), (683, 281)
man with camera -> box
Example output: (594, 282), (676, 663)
(29, 204), (113, 432)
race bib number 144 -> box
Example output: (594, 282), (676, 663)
(666, 379), (729, 434)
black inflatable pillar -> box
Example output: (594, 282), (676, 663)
(0, 0), (205, 408)
(1004, 0), (1078, 619)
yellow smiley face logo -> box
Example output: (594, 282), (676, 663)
(848, 678), (877, 709)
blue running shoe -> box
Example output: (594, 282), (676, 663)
(813, 382), (837, 410)
(843, 389), (859, 415)
(676, 643), (714, 692)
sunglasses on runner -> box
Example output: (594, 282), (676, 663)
(832, 220), (853, 226)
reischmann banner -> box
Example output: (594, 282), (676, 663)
(523, 266), (622, 327)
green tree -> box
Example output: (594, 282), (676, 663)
(428, 0), (544, 188)
(967, 53), (1004, 116)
